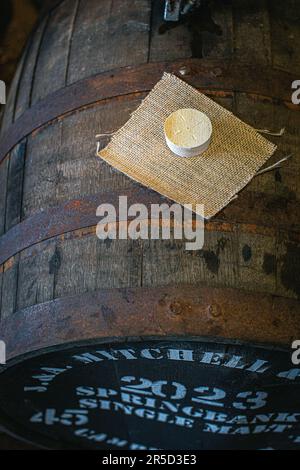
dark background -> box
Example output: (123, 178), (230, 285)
(0, 0), (57, 87)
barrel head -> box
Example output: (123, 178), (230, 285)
(0, 338), (299, 450)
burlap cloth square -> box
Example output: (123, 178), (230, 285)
(98, 73), (276, 219)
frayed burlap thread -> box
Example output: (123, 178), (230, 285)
(98, 73), (276, 219)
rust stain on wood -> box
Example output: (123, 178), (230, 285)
(1, 186), (300, 268)
(0, 59), (298, 165)
(1, 285), (299, 361)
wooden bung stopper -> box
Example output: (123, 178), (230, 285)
(164, 108), (212, 157)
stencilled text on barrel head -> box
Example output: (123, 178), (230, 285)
(0, 340), (299, 449)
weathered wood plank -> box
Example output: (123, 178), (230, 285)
(234, 92), (276, 195)
(277, 233), (300, 300)
(210, 93), (234, 112)
(142, 230), (238, 290)
(268, 101), (300, 201)
(238, 229), (277, 295)
(31, 0), (78, 104)
(235, 92), (300, 200)
(5, 140), (26, 231)
(22, 119), (63, 217)
(233, 0), (271, 65)
(269, 0), (300, 74)
(14, 15), (48, 119)
(1, 255), (19, 319)
(16, 241), (56, 312)
(202, 0), (233, 59)
(22, 96), (142, 219)
(54, 235), (142, 298)
(3, 222), (294, 304)
(149, 0), (192, 62)
(0, 157), (8, 236)
(67, 0), (151, 84)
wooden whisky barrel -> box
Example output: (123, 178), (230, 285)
(0, 0), (300, 450)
